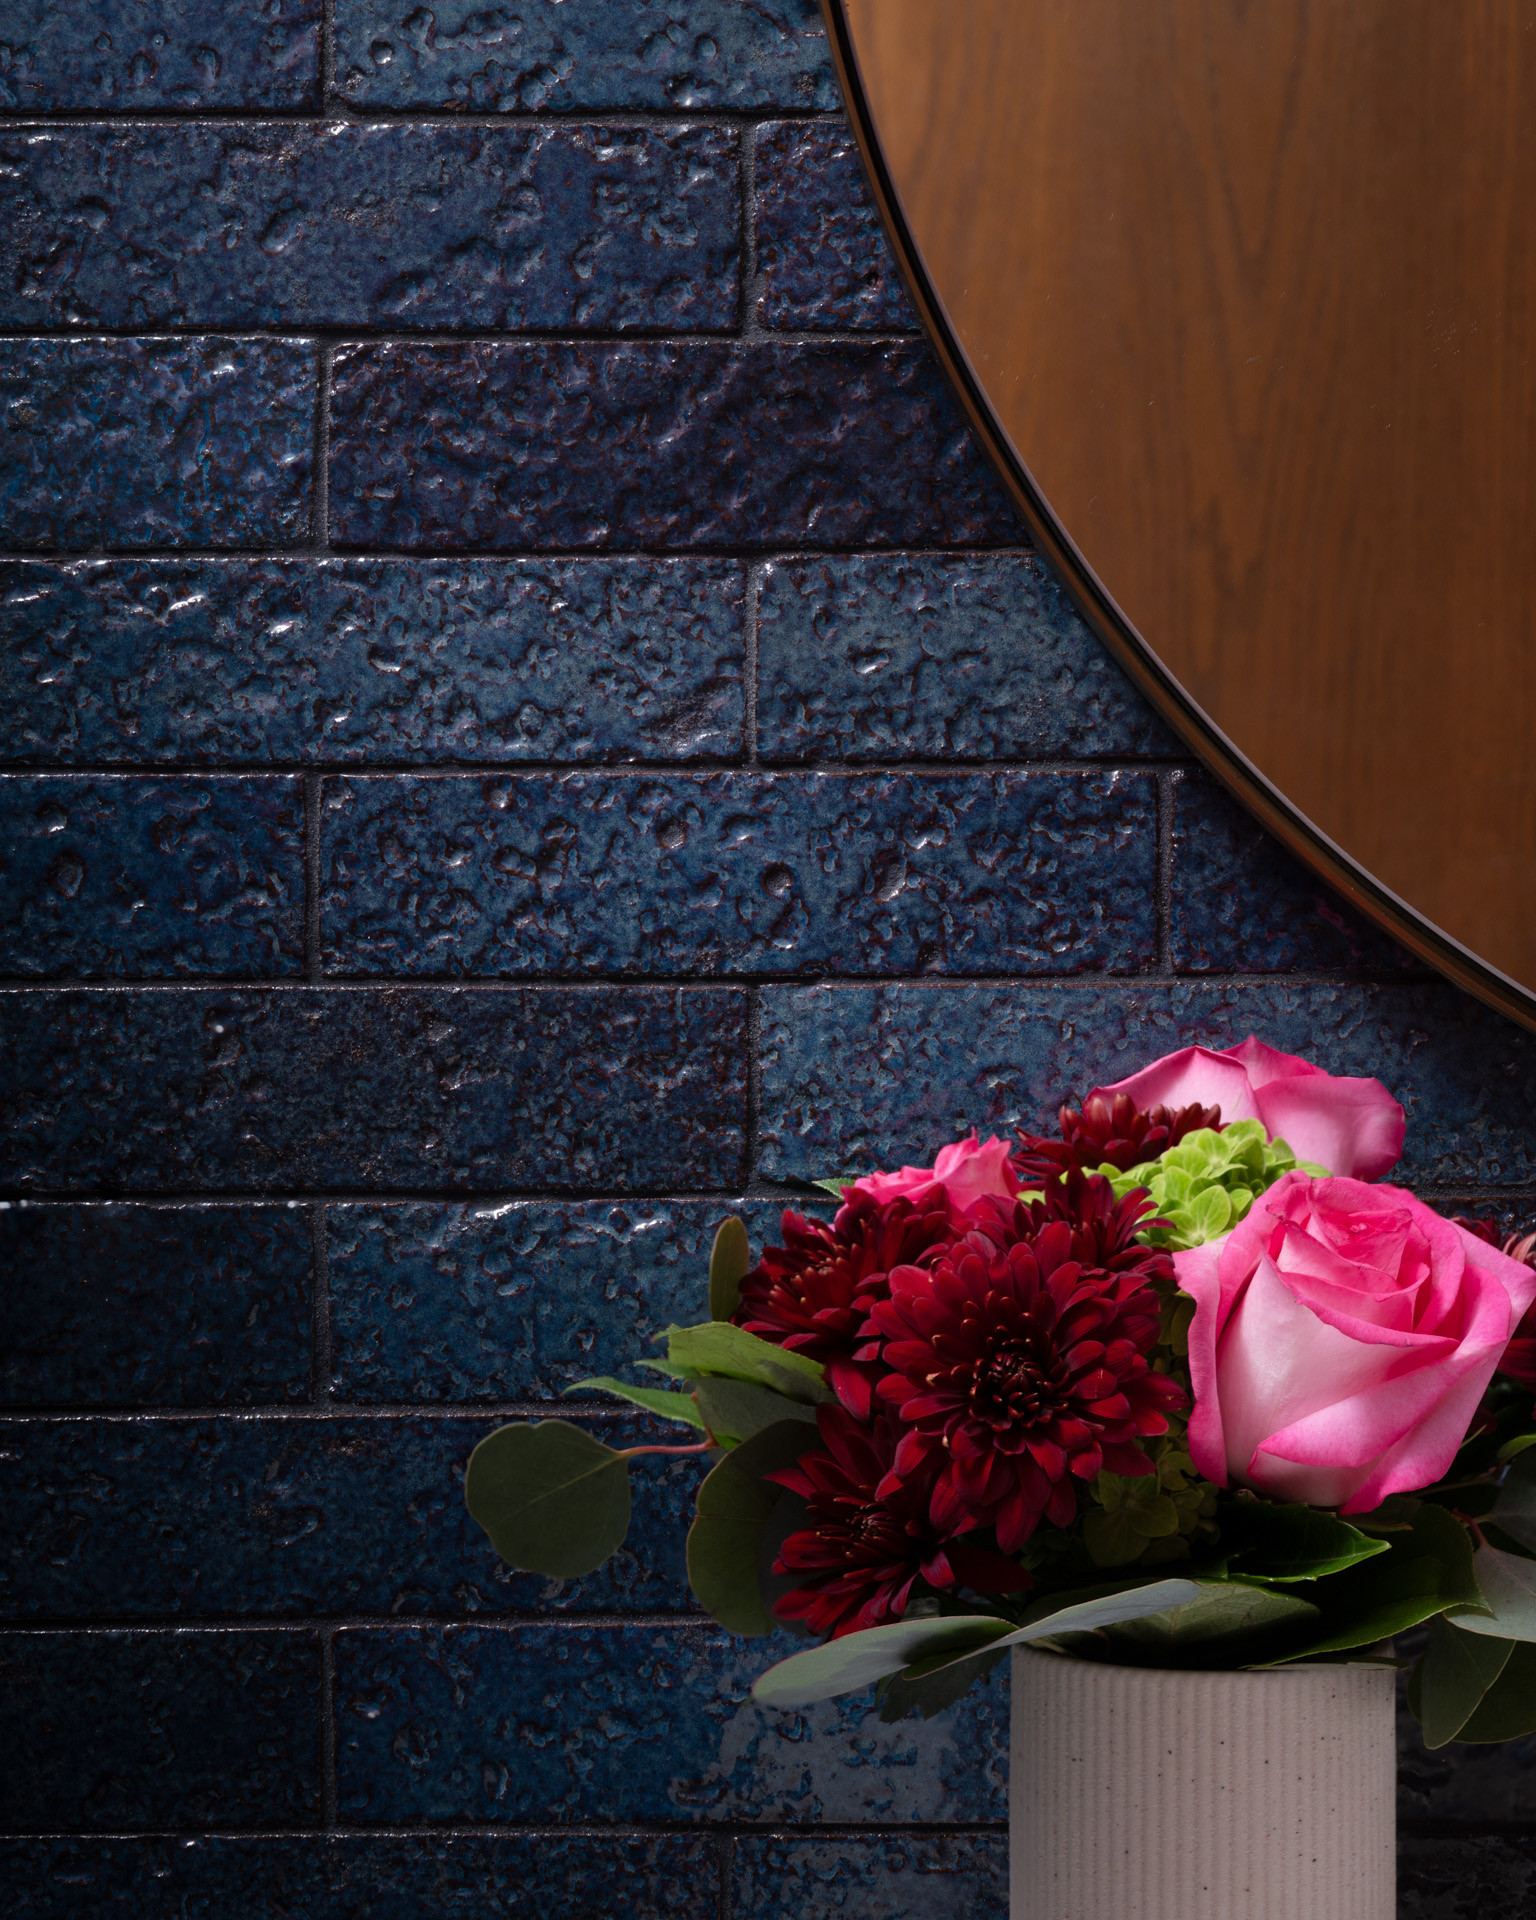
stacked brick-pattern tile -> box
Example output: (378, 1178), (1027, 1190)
(1, 3), (1533, 1912)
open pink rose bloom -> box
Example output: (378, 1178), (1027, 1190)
(1177, 1171), (1536, 1511)
(851, 1129), (1018, 1220)
(1093, 1035), (1406, 1180)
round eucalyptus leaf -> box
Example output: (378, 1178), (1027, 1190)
(465, 1420), (631, 1578)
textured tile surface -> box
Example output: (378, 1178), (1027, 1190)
(0, 1834), (719, 1918)
(0, 0), (319, 111)
(0, 339), (314, 551)
(0, 1202), (311, 1406)
(0, 1415), (698, 1617)
(753, 122), (917, 331)
(734, 1836), (1008, 1920)
(327, 1198), (791, 1401)
(0, 987), (747, 1192)
(0, 776), (304, 978)
(0, 1630), (320, 1830)
(1397, 1836), (1536, 1920)
(335, 1623), (1008, 1824)
(759, 980), (1536, 1186)
(756, 554), (1176, 761)
(0, 125), (740, 330)
(1170, 769), (1419, 974)
(328, 341), (1023, 551)
(334, 0), (835, 111)
(317, 770), (1158, 977)
(0, 557), (744, 765)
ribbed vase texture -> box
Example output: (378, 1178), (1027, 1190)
(1009, 1648), (1396, 1920)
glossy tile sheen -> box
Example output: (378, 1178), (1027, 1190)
(753, 122), (917, 331)
(0, 1630), (320, 1831)
(317, 770), (1158, 977)
(0, 339), (314, 551)
(0, 124), (740, 330)
(758, 980), (1536, 1186)
(0, 987), (747, 1192)
(0, 557), (744, 766)
(334, 1623), (1008, 1825)
(0, 0), (319, 111)
(0, 776), (304, 978)
(327, 341), (1024, 551)
(1170, 769), (1419, 974)
(0, 1202), (311, 1406)
(327, 1198), (791, 1401)
(756, 554), (1176, 761)
(734, 1836), (1008, 1920)
(0, 1416), (699, 1617)
(334, 0), (835, 111)
(0, 1835), (719, 1919)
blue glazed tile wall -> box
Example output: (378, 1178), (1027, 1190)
(0, 5), (1526, 1914)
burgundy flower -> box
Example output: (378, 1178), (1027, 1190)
(734, 1188), (955, 1417)
(1015, 1093), (1222, 1183)
(972, 1169), (1173, 1279)
(767, 1406), (1029, 1637)
(865, 1223), (1187, 1552)
(1459, 1220), (1536, 1390)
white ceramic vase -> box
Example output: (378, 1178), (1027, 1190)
(1009, 1647), (1397, 1920)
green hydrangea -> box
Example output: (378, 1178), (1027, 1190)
(1098, 1120), (1326, 1251)
(1083, 1436), (1221, 1568)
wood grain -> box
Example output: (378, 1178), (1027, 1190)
(842, 0), (1536, 994)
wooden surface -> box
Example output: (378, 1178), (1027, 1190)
(840, 0), (1536, 999)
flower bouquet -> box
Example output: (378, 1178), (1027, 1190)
(464, 1038), (1536, 1753)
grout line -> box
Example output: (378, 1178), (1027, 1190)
(0, 325), (919, 347)
(318, 1626), (339, 1828)
(0, 757), (1195, 779)
(0, 1612), (714, 1634)
(742, 560), (765, 765)
(1155, 766), (1175, 969)
(0, 1821), (1014, 1842)
(717, 1832), (735, 1920)
(318, 0), (335, 111)
(738, 120), (763, 338)
(311, 344), (333, 549)
(303, 772), (323, 978)
(310, 1203), (333, 1402)
(0, 541), (1042, 565)
(0, 108), (845, 130)
(743, 987), (763, 1191)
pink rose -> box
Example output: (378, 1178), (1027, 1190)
(1093, 1035), (1405, 1180)
(1177, 1171), (1536, 1513)
(853, 1131), (1018, 1221)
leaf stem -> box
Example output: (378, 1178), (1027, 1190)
(617, 1440), (715, 1460)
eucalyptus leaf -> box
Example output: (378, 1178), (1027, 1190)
(1222, 1500), (1392, 1582)
(693, 1375), (821, 1447)
(1448, 1641), (1536, 1742)
(1498, 1434), (1536, 1465)
(1415, 1615), (1515, 1749)
(1453, 1545), (1536, 1641)
(465, 1421), (631, 1579)
(564, 1377), (705, 1428)
(812, 1178), (854, 1199)
(708, 1216), (751, 1322)
(686, 1421), (817, 1635)
(1488, 1450), (1536, 1553)
(1106, 1581), (1319, 1653)
(660, 1322), (834, 1404)
(877, 1648), (1008, 1722)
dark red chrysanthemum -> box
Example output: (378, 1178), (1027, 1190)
(1459, 1218), (1536, 1389)
(734, 1188), (955, 1417)
(971, 1169), (1173, 1279)
(1014, 1093), (1222, 1183)
(864, 1223), (1187, 1552)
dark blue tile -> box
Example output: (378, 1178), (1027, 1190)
(327, 341), (1024, 551)
(0, 1630), (319, 1830)
(317, 770), (1158, 977)
(1398, 1836), (1536, 1920)
(758, 980), (1536, 1187)
(756, 554), (1177, 761)
(328, 1198), (798, 1401)
(1170, 769), (1420, 974)
(0, 0), (319, 111)
(734, 1836), (1008, 1920)
(0, 340), (314, 552)
(0, 1415), (698, 1617)
(0, 777), (304, 979)
(754, 122), (917, 332)
(334, 0), (835, 111)
(0, 124), (739, 330)
(0, 1202), (311, 1407)
(334, 1623), (1007, 1824)
(0, 558), (744, 766)
(0, 1834), (718, 1919)
(0, 987), (747, 1193)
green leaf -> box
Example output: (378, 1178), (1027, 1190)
(751, 1578), (1202, 1707)
(1488, 1451), (1536, 1553)
(708, 1216), (751, 1322)
(686, 1421), (817, 1635)
(692, 1375), (821, 1447)
(1106, 1581), (1320, 1654)
(1222, 1500), (1393, 1582)
(877, 1648), (1008, 1722)
(465, 1421), (631, 1578)
(1415, 1615), (1515, 1749)
(1447, 1640), (1536, 1742)
(1454, 1546), (1536, 1641)
(812, 1177), (854, 1200)
(660, 1322), (833, 1404)
(1498, 1434), (1536, 1465)
(564, 1377), (706, 1427)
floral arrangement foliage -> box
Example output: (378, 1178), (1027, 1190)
(464, 1038), (1536, 1748)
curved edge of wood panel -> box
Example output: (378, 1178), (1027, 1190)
(822, 0), (1536, 1035)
